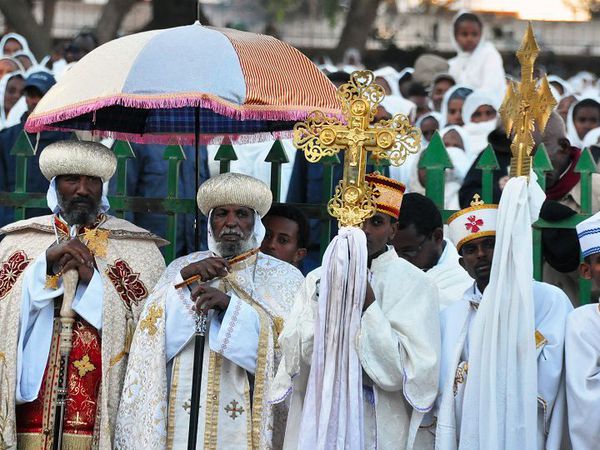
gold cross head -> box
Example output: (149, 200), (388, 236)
(499, 23), (556, 179)
(293, 70), (420, 227)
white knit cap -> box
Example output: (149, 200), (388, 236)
(39, 140), (117, 182)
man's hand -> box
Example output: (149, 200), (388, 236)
(363, 281), (376, 312)
(180, 257), (231, 282)
(191, 285), (231, 314)
(46, 240), (95, 284)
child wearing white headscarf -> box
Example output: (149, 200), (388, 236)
(461, 90), (499, 159)
(374, 66), (417, 121)
(0, 33), (30, 56)
(0, 70), (24, 130)
(440, 84), (473, 127)
(448, 11), (506, 104)
(566, 97), (600, 149)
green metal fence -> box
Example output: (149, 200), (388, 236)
(0, 129), (596, 303)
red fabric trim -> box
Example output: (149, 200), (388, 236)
(546, 147), (581, 201)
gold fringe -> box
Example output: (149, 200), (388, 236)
(202, 350), (221, 450)
(62, 433), (93, 450)
(17, 433), (42, 450)
(166, 356), (181, 450)
(251, 311), (270, 449)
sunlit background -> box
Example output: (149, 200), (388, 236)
(462, 0), (588, 21)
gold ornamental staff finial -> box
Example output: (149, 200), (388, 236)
(499, 22), (556, 179)
(293, 70), (421, 227)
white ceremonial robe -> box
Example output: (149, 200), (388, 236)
(16, 254), (104, 403)
(272, 247), (441, 450)
(115, 250), (304, 450)
(565, 303), (600, 450)
(425, 239), (472, 311)
(436, 281), (573, 450)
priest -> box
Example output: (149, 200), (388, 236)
(436, 194), (572, 450)
(272, 173), (441, 450)
(565, 211), (600, 449)
(0, 140), (167, 449)
(115, 172), (305, 449)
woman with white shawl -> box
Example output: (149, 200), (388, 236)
(374, 66), (417, 121)
(0, 71), (24, 130)
(440, 85), (473, 127)
(408, 125), (472, 209)
(461, 90), (499, 160)
(0, 33), (30, 56)
(448, 11), (506, 104)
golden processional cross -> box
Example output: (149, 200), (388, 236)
(293, 71), (421, 227)
(499, 23), (556, 179)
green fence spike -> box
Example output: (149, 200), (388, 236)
(111, 141), (135, 219)
(10, 130), (34, 157)
(319, 153), (341, 256)
(475, 144), (499, 204)
(367, 153), (391, 174)
(419, 131), (452, 211)
(575, 147), (597, 215)
(532, 144), (553, 191)
(214, 144), (238, 174)
(10, 130), (34, 221)
(265, 141), (290, 202)
(162, 145), (186, 264)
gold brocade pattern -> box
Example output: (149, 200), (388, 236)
(139, 304), (163, 336)
(453, 361), (469, 396)
(73, 355), (95, 377)
(166, 356), (180, 450)
(203, 351), (222, 450)
(83, 229), (109, 258)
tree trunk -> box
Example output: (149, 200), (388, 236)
(0, 0), (51, 57)
(95, 0), (140, 44)
(42, 0), (57, 34)
(144, 0), (210, 30)
(333, 0), (381, 62)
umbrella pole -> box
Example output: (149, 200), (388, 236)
(187, 313), (207, 450)
(194, 107), (200, 252)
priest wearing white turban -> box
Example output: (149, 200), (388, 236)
(436, 194), (572, 450)
(115, 172), (305, 449)
(272, 173), (441, 450)
(0, 140), (167, 449)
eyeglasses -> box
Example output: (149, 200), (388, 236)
(397, 235), (429, 259)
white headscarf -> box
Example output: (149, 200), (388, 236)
(206, 209), (266, 256)
(567, 71), (597, 96)
(582, 126), (600, 150)
(0, 33), (30, 55)
(440, 125), (474, 161)
(547, 75), (573, 100)
(0, 70), (24, 126)
(0, 56), (23, 73)
(461, 90), (499, 157)
(374, 66), (417, 121)
(566, 96), (600, 149)
(416, 111), (444, 149)
(440, 84), (473, 127)
(46, 177), (111, 215)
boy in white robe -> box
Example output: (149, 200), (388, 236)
(436, 196), (572, 450)
(565, 211), (600, 449)
(273, 173), (441, 450)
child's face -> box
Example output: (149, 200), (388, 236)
(580, 253), (600, 289)
(446, 99), (464, 126)
(471, 105), (497, 123)
(574, 105), (600, 140)
(455, 20), (482, 53)
(443, 129), (464, 149)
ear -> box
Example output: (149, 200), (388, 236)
(388, 221), (398, 242)
(432, 227), (444, 243)
(579, 262), (592, 280)
(293, 247), (308, 264)
(458, 257), (465, 270)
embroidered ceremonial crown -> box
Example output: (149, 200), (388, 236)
(39, 140), (117, 182)
(365, 172), (405, 219)
(448, 194), (498, 251)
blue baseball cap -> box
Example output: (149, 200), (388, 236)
(24, 71), (56, 96)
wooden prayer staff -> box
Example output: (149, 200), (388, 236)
(53, 268), (78, 450)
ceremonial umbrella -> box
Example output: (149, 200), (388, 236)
(25, 22), (340, 449)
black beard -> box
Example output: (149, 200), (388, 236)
(57, 193), (100, 226)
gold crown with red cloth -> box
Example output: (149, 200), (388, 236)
(448, 194), (498, 251)
(365, 172), (406, 219)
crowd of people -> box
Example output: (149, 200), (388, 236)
(1, 9), (600, 450)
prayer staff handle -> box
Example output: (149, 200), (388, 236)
(174, 248), (260, 289)
(53, 268), (78, 450)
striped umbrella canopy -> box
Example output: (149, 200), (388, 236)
(25, 22), (341, 145)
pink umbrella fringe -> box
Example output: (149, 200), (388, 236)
(25, 94), (343, 134)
